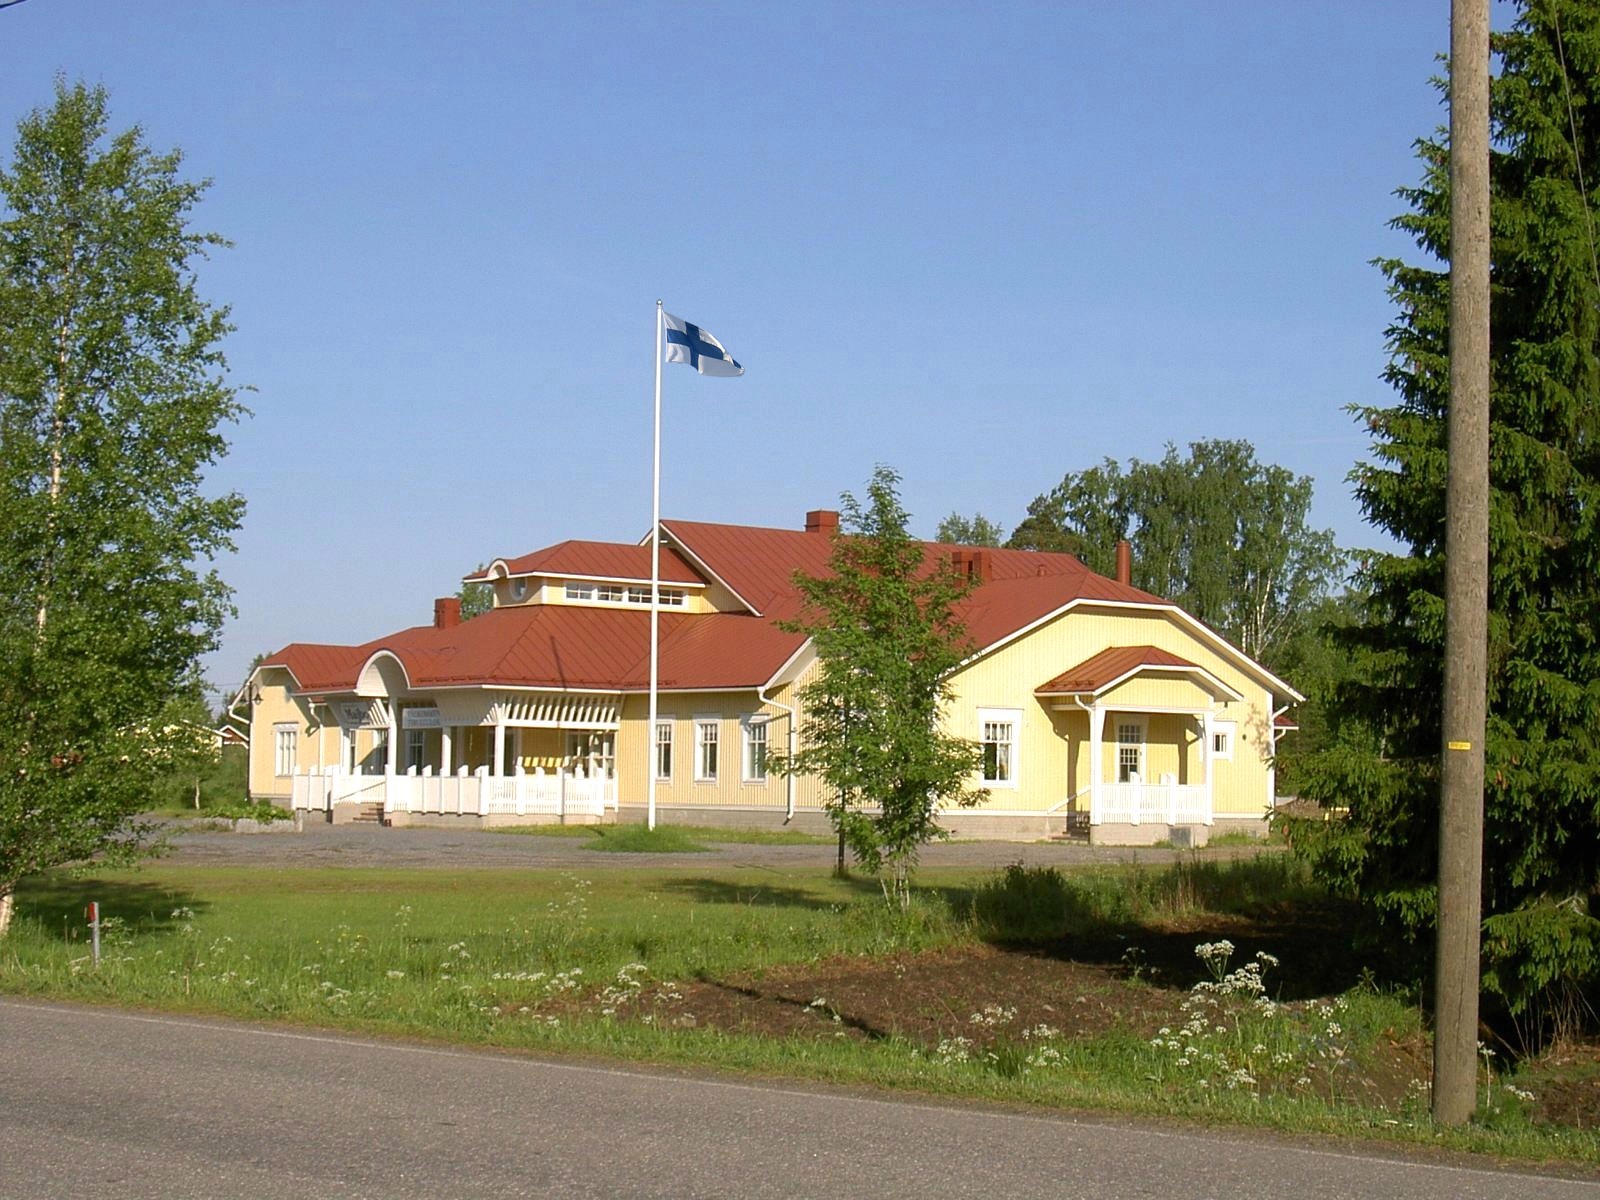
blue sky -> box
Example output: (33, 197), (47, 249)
(4, 2), (1468, 695)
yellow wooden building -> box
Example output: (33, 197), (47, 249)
(242, 509), (1299, 843)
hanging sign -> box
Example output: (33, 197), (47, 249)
(337, 702), (372, 729)
(402, 706), (442, 730)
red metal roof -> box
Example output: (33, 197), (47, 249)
(265, 521), (1186, 698)
(257, 643), (372, 691)
(263, 604), (806, 695)
(469, 541), (701, 585)
(1035, 645), (1205, 696)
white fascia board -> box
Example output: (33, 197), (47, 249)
(621, 685), (767, 696)
(354, 649), (414, 695)
(960, 598), (1305, 704)
(462, 558), (513, 584)
(542, 571), (706, 588)
(762, 639), (816, 692)
(648, 523), (762, 616)
(248, 662), (302, 692)
(1038, 663), (1245, 704)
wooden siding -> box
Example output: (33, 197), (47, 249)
(946, 605), (1277, 817)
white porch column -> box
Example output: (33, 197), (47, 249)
(440, 725), (453, 776)
(1088, 703), (1105, 825)
(385, 709), (399, 776)
(1201, 710), (1215, 824)
(493, 716), (507, 778)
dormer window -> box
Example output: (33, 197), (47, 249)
(565, 582), (595, 601)
(511, 579), (528, 601)
(598, 584), (625, 602)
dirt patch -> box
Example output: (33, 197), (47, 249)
(1526, 1041), (1600, 1130)
(529, 940), (1435, 1111)
(656, 944), (1167, 1046)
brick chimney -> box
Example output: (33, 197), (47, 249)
(434, 596), (462, 629)
(805, 509), (840, 535)
(1114, 539), (1132, 586)
(949, 548), (991, 583)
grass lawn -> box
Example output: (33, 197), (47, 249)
(2, 856), (1593, 1167)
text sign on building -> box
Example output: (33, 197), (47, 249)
(402, 706), (442, 730)
(336, 702), (370, 729)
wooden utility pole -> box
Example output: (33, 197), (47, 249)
(1434, 0), (1491, 1127)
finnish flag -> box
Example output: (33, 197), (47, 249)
(663, 312), (744, 377)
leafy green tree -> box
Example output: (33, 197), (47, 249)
(935, 511), (1004, 547)
(1008, 440), (1345, 665)
(773, 467), (985, 905)
(1291, 1), (1600, 1028)
(0, 81), (244, 934)
(459, 567), (493, 619)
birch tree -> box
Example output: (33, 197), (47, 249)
(1008, 440), (1344, 665)
(0, 81), (243, 934)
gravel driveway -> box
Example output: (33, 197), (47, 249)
(153, 822), (1268, 871)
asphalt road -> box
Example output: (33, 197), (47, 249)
(2, 999), (1594, 1200)
(154, 822), (1268, 871)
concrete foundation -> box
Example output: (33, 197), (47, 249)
(383, 811), (606, 829)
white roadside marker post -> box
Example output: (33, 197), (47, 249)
(87, 901), (100, 969)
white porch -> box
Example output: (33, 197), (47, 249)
(1037, 646), (1247, 840)
(290, 764), (617, 821)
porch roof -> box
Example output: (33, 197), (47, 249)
(1035, 644), (1240, 701)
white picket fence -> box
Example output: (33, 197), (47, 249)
(1096, 775), (1212, 827)
(290, 765), (616, 820)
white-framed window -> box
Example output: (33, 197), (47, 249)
(660, 588), (686, 607)
(1117, 720), (1145, 783)
(627, 585), (652, 604)
(695, 718), (719, 782)
(273, 724), (297, 776)
(598, 584), (625, 602)
(370, 727), (389, 775)
(977, 706), (1021, 787)
(564, 581), (595, 601)
(406, 729), (427, 771)
(510, 578), (528, 601)
(654, 720), (673, 781)
(1211, 721), (1236, 761)
(742, 718), (769, 783)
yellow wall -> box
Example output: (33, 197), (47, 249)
(944, 605), (1279, 817)
(615, 684), (830, 811)
(248, 602), (1286, 824)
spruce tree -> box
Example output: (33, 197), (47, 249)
(1294, 1), (1600, 1026)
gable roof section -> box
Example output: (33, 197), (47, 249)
(1035, 644), (1243, 702)
(660, 520), (1168, 627)
(467, 540), (702, 585)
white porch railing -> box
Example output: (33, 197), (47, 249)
(1096, 776), (1212, 826)
(290, 766), (617, 819)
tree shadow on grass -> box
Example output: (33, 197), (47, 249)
(16, 874), (206, 940)
(658, 875), (884, 910)
(949, 863), (1382, 1000)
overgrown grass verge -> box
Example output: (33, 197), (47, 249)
(0, 861), (1591, 1167)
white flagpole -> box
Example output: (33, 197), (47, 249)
(647, 300), (663, 831)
